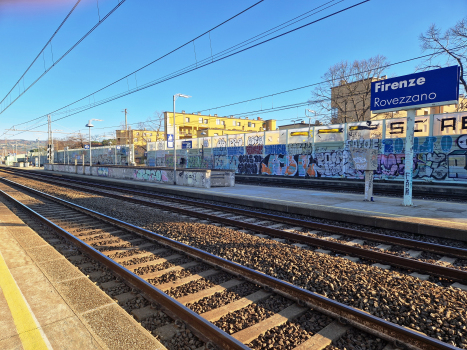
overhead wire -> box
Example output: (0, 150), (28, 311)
(0, 0), (82, 108)
(197, 46), (467, 114)
(6, 2), (464, 140)
(0, 0), (127, 114)
(4, 0), (370, 138)
(5, 43), (465, 141)
(1, 0), (266, 128)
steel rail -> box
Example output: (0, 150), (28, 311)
(0, 177), (458, 350)
(0, 187), (249, 350)
(3, 168), (467, 260)
(3, 171), (467, 283)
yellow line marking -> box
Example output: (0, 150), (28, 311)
(0, 252), (49, 350)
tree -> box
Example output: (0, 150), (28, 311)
(310, 55), (390, 124)
(59, 133), (87, 149)
(418, 17), (467, 110)
(134, 111), (166, 152)
(102, 139), (116, 146)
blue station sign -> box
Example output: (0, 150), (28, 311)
(371, 66), (460, 113)
(167, 134), (174, 148)
(181, 141), (192, 149)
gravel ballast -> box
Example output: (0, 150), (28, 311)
(3, 175), (467, 348)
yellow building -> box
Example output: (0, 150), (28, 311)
(116, 129), (165, 147)
(331, 77), (466, 123)
(163, 111), (276, 139)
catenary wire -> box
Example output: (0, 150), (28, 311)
(0, 0), (82, 107)
(0, 0), (127, 115)
(4, 0), (371, 139)
(5, 43), (464, 141)
(1, 0), (265, 125)
(7, 4), (464, 139)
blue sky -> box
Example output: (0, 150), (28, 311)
(0, 0), (465, 142)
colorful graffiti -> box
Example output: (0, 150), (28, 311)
(238, 134), (467, 181)
(97, 167), (109, 177)
(141, 113), (467, 182)
(134, 169), (170, 183)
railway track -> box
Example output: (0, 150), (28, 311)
(0, 176), (462, 349)
(2, 168), (467, 287)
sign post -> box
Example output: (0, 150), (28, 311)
(350, 147), (378, 201)
(403, 109), (416, 206)
(371, 66), (460, 206)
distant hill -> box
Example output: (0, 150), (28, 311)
(3, 139), (46, 154)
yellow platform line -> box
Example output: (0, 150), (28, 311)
(0, 252), (49, 350)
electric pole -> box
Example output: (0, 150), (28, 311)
(122, 108), (132, 165)
(47, 115), (52, 163)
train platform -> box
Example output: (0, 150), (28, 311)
(0, 201), (165, 350)
(12, 167), (467, 242)
(235, 174), (467, 197)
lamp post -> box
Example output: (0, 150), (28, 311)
(85, 119), (103, 166)
(173, 94), (191, 182)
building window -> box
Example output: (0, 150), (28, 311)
(237, 122), (241, 126)
(186, 117), (190, 123)
(216, 119), (220, 125)
(136, 132), (139, 136)
(199, 117), (203, 123)
(252, 123), (255, 127)
(134, 138), (137, 142)
(222, 121), (225, 125)
(204, 119), (208, 124)
(150, 133), (153, 136)
(214, 133), (218, 136)
(248, 122), (252, 127)
(233, 120), (236, 126)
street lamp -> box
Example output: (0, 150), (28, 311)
(85, 119), (103, 166)
(173, 93), (191, 181)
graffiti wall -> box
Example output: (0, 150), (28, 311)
(55, 145), (132, 165)
(133, 168), (173, 184)
(145, 113), (467, 182)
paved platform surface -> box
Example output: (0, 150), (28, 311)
(9, 167), (467, 242)
(235, 174), (467, 196)
(0, 200), (166, 350)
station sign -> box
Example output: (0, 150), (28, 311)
(371, 66), (460, 113)
(167, 134), (174, 148)
(84, 144), (90, 149)
(181, 141), (192, 149)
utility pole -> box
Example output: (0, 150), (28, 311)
(47, 115), (52, 163)
(122, 108), (130, 165)
(122, 108), (128, 145)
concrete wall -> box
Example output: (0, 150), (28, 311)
(148, 112), (467, 183)
(44, 164), (234, 188)
(54, 145), (133, 165)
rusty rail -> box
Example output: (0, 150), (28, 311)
(2, 171), (467, 283)
(4, 167), (467, 260)
(0, 177), (459, 350)
(0, 187), (249, 350)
